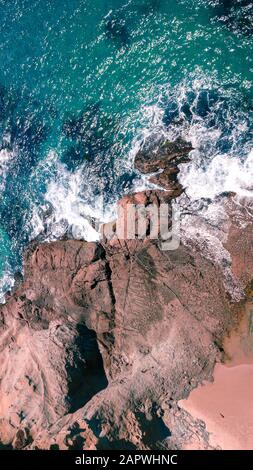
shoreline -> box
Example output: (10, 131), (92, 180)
(179, 296), (253, 450)
(0, 138), (252, 450)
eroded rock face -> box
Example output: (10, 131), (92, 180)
(0, 139), (252, 450)
(0, 241), (109, 448)
(0, 232), (243, 450)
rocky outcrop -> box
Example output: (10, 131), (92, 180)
(0, 241), (109, 448)
(135, 138), (192, 193)
(0, 236), (235, 450)
(0, 139), (252, 450)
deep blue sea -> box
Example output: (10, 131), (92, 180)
(0, 0), (252, 299)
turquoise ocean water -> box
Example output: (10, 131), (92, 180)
(0, 0), (252, 298)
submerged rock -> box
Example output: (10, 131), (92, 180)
(61, 144), (92, 171)
(104, 15), (129, 46)
(62, 104), (119, 164)
(211, 0), (253, 37)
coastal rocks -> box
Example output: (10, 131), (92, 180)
(0, 229), (239, 449)
(134, 138), (192, 191)
(0, 138), (252, 450)
(100, 138), (193, 249)
(101, 189), (173, 247)
(134, 138), (192, 174)
(0, 241), (109, 448)
(224, 198), (253, 289)
(102, 138), (193, 245)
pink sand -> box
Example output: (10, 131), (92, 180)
(179, 362), (253, 450)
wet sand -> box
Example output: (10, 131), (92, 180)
(179, 300), (253, 450)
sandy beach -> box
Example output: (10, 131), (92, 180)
(179, 300), (253, 450)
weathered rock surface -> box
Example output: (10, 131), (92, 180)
(0, 241), (109, 448)
(0, 139), (252, 450)
(135, 138), (192, 193)
(0, 236), (235, 450)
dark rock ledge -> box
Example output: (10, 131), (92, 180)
(0, 139), (252, 450)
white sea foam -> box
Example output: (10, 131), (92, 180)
(41, 149), (124, 242)
(128, 76), (253, 298)
(45, 167), (101, 242)
(0, 268), (15, 304)
(179, 149), (253, 200)
(0, 147), (14, 191)
(133, 74), (253, 203)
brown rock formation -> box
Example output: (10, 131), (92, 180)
(0, 236), (234, 450)
(134, 138), (192, 192)
(102, 138), (192, 244)
(0, 139), (252, 450)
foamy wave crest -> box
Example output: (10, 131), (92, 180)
(0, 268), (15, 304)
(0, 146), (15, 191)
(129, 73), (253, 298)
(133, 73), (253, 202)
(180, 149), (253, 200)
(39, 151), (121, 242)
(44, 161), (101, 241)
